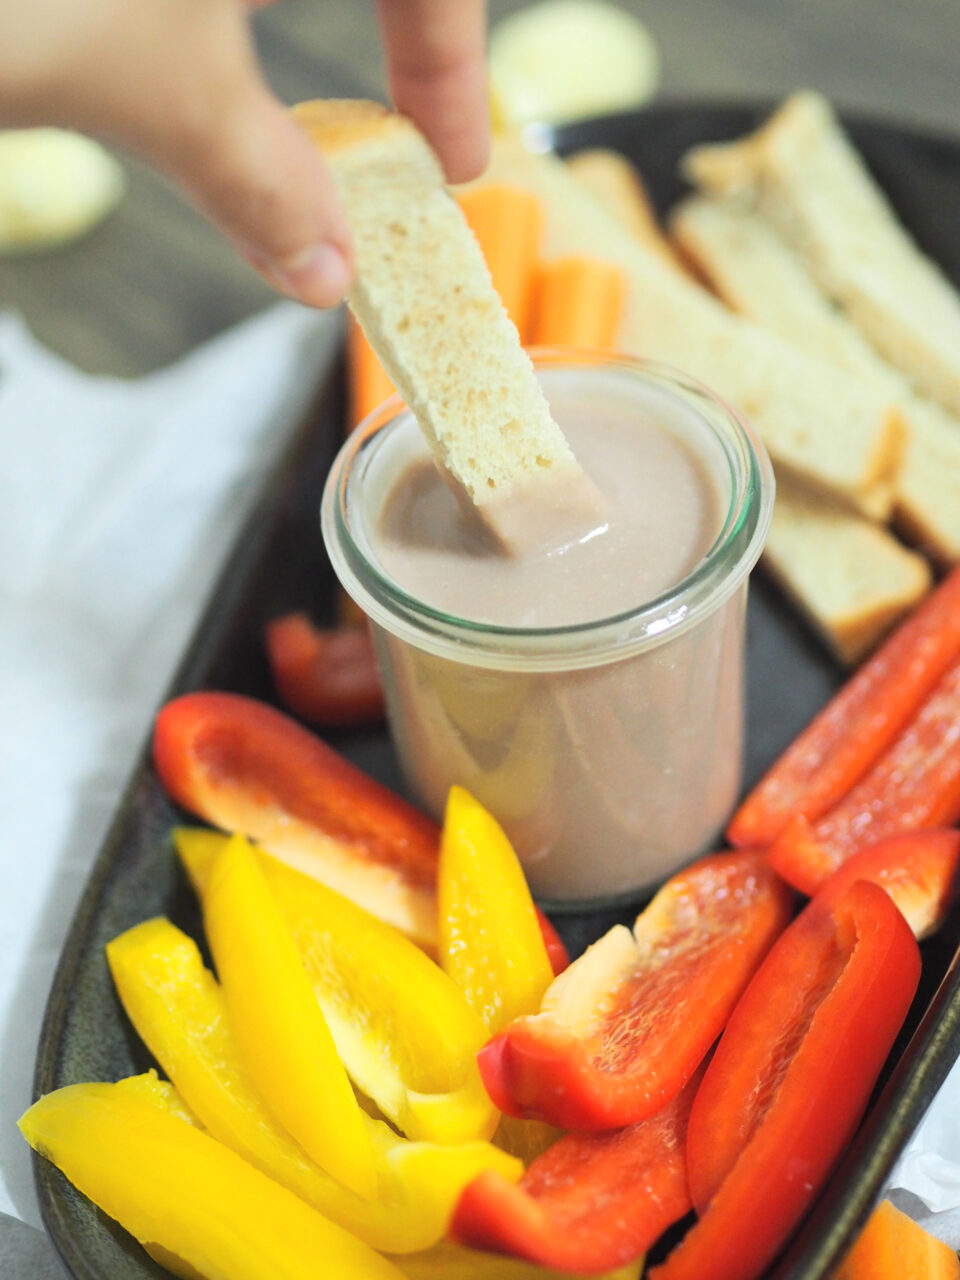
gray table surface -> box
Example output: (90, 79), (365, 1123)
(2, 0), (960, 376)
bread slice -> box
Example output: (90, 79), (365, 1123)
(565, 148), (684, 269)
(684, 92), (960, 418)
(672, 193), (960, 563)
(765, 475), (931, 664)
(477, 137), (904, 520)
(293, 100), (601, 551)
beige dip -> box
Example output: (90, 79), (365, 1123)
(324, 360), (772, 905)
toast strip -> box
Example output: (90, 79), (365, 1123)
(765, 476), (931, 665)
(672, 193), (960, 563)
(684, 92), (960, 418)
(293, 100), (601, 552)
(565, 148), (685, 270)
(478, 137), (904, 520)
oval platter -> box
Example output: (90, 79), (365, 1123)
(33, 102), (960, 1279)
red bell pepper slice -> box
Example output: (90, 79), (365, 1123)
(815, 828), (960, 939)
(152, 692), (568, 969)
(769, 659), (960, 893)
(728, 565), (960, 849)
(154, 691), (438, 886)
(478, 850), (793, 1130)
(651, 881), (920, 1280)
(452, 1069), (702, 1274)
(265, 612), (385, 729)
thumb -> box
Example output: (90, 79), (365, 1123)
(165, 85), (353, 308)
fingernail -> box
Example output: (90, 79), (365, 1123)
(265, 243), (352, 308)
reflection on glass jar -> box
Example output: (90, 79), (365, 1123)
(323, 353), (773, 908)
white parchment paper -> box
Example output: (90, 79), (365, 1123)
(0, 304), (340, 1230)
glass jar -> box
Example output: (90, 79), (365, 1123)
(322, 352), (774, 908)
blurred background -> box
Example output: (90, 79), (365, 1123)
(2, 0), (958, 376)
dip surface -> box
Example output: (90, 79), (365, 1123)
(374, 398), (724, 627)
(332, 366), (761, 904)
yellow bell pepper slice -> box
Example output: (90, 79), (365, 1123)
(174, 826), (228, 895)
(109, 1072), (206, 1280)
(394, 1240), (643, 1280)
(19, 1082), (405, 1280)
(438, 787), (554, 1031)
(113, 1067), (199, 1126)
(177, 827), (498, 1144)
(203, 835), (377, 1198)
(106, 917), (521, 1253)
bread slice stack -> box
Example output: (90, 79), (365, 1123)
(669, 93), (960, 656)
(293, 99), (601, 552)
(685, 92), (960, 419)
(472, 132), (937, 661)
(483, 135), (905, 526)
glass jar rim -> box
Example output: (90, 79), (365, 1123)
(321, 350), (775, 673)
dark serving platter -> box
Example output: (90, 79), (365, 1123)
(34, 102), (960, 1279)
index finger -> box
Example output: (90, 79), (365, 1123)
(376, 0), (489, 183)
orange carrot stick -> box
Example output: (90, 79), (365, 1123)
(346, 314), (396, 433)
(457, 184), (543, 342)
(343, 316), (396, 621)
(729, 565), (960, 849)
(529, 255), (626, 350)
(833, 1199), (960, 1280)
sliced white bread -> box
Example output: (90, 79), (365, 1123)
(765, 474), (931, 665)
(293, 100), (600, 551)
(684, 92), (960, 418)
(565, 148), (685, 270)
(477, 136), (904, 520)
(672, 193), (960, 563)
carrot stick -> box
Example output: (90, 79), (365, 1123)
(529, 255), (626, 350)
(769, 657), (960, 892)
(833, 1199), (960, 1280)
(728, 565), (960, 848)
(343, 316), (396, 620)
(337, 591), (367, 628)
(457, 183), (543, 342)
(347, 314), (396, 433)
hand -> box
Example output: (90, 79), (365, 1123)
(0, 0), (489, 307)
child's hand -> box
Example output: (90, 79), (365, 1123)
(0, 0), (488, 307)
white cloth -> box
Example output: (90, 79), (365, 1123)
(0, 304), (340, 1230)
(889, 1053), (960, 1218)
(0, 303), (958, 1265)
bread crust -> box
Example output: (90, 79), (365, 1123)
(292, 99), (412, 156)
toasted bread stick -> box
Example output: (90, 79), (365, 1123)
(476, 136), (905, 522)
(672, 193), (960, 563)
(294, 100), (603, 553)
(684, 92), (960, 418)
(565, 148), (684, 270)
(764, 475), (931, 665)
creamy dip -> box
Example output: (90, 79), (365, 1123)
(375, 404), (722, 627)
(328, 365), (764, 905)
